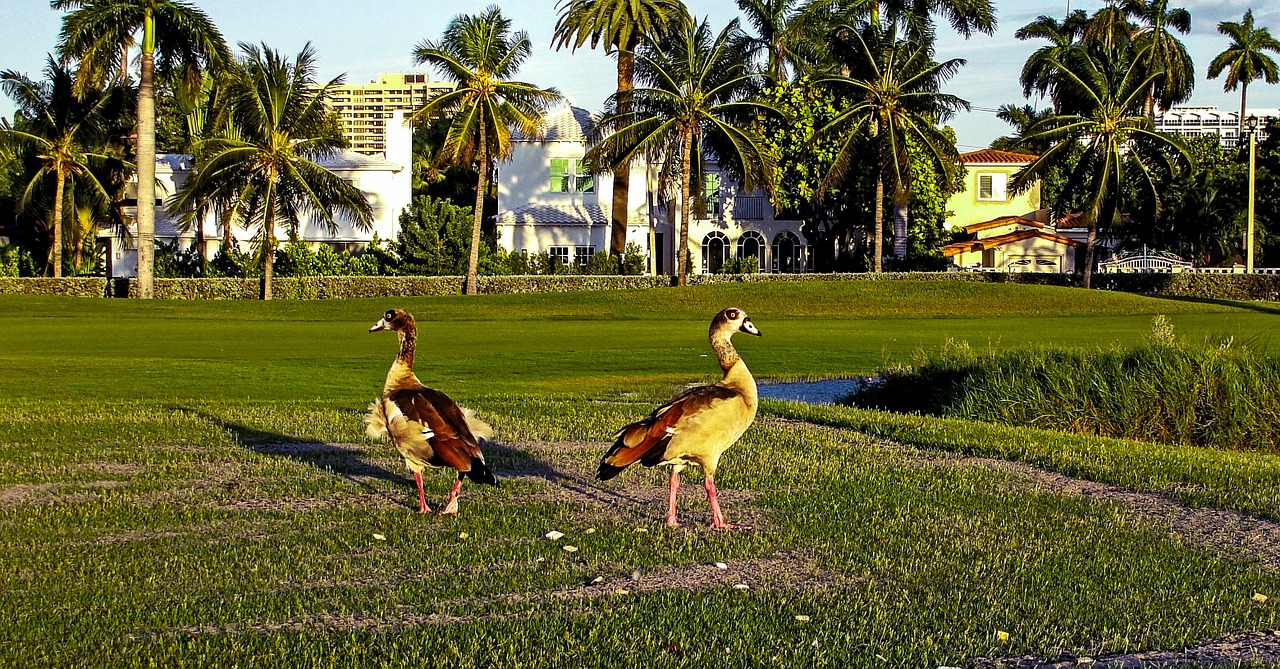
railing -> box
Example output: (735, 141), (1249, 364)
(1187, 267), (1280, 275)
(1099, 246), (1192, 273)
(732, 196), (767, 220)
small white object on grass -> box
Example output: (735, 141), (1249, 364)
(584, 528), (596, 534)
(372, 533), (386, 541)
(1254, 592), (1270, 604)
(713, 562), (728, 570)
(733, 583), (750, 591)
(458, 532), (468, 539)
(545, 531), (565, 541)
(795, 615), (810, 623)
(590, 576), (604, 585)
(535, 557), (546, 563)
(563, 545), (579, 553)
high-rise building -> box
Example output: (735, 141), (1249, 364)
(325, 73), (454, 155)
(1155, 105), (1278, 147)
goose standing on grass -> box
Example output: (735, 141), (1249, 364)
(365, 309), (498, 513)
(597, 308), (761, 529)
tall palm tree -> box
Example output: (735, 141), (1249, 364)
(414, 7), (562, 295)
(991, 104), (1054, 153)
(0, 58), (129, 276)
(552, 0), (686, 265)
(54, 0), (229, 297)
(1016, 11), (1090, 112)
(1207, 9), (1280, 139)
(1125, 0), (1194, 117)
(1012, 44), (1191, 289)
(815, 26), (967, 272)
(586, 18), (777, 285)
(170, 43), (372, 300)
(736, 0), (814, 83)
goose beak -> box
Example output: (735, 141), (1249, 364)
(740, 318), (761, 337)
(369, 319), (388, 333)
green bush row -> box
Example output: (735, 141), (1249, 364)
(6, 271), (1280, 300)
(0, 277), (109, 296)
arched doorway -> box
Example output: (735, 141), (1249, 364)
(737, 231), (766, 272)
(702, 231), (729, 274)
(772, 231), (803, 273)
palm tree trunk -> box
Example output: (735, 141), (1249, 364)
(873, 174), (884, 273)
(609, 48), (635, 262)
(50, 170), (65, 278)
(677, 128), (693, 286)
(1083, 222), (1096, 289)
(1238, 81), (1248, 144)
(893, 202), (908, 261)
(465, 117), (488, 296)
(261, 208), (275, 300)
(134, 17), (158, 299)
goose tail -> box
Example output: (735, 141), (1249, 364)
(364, 399), (390, 440)
(459, 406), (495, 443)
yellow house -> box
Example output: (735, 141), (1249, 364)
(946, 149), (1042, 229)
(942, 217), (1083, 273)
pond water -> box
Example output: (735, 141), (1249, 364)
(756, 377), (872, 405)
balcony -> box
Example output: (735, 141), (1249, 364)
(732, 196), (767, 220)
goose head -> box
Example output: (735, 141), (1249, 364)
(712, 307), (761, 338)
(369, 308), (415, 334)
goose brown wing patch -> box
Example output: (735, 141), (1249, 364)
(387, 389), (477, 472)
(597, 384), (737, 480)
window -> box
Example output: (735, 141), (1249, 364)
(703, 173), (722, 216)
(574, 245), (595, 268)
(550, 158), (594, 193)
(702, 231), (729, 273)
(548, 246), (570, 270)
(976, 172), (1008, 201)
(737, 231), (766, 272)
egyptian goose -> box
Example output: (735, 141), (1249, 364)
(364, 308), (497, 513)
(597, 307), (761, 529)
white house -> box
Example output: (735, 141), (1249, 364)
(495, 104), (809, 274)
(100, 111), (413, 278)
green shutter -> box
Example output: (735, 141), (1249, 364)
(550, 158), (569, 193)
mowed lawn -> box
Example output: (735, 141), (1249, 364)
(1, 281), (1279, 668)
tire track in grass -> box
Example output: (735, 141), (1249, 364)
(974, 629), (1280, 668)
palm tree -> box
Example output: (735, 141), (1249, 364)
(815, 26), (967, 272)
(0, 58), (129, 276)
(1207, 9), (1280, 140)
(1012, 44), (1191, 289)
(170, 43), (372, 300)
(552, 0), (686, 265)
(736, 0), (819, 83)
(414, 7), (562, 295)
(585, 18), (776, 285)
(991, 104), (1054, 153)
(54, 0), (229, 297)
(1016, 11), (1090, 112)
(1125, 0), (1194, 117)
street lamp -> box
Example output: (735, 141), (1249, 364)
(1247, 115), (1258, 273)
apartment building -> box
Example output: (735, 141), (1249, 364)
(325, 73), (454, 155)
(1154, 105), (1278, 147)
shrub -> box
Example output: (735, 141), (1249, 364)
(154, 241), (204, 278)
(0, 244), (37, 278)
(847, 318), (1280, 452)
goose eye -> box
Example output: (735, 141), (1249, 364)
(385, 310), (395, 320)
(727, 309), (740, 320)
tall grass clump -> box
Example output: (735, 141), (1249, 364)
(848, 317), (1280, 451)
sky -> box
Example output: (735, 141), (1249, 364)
(2, 0), (1278, 151)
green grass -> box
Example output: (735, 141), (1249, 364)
(2, 281), (1280, 667)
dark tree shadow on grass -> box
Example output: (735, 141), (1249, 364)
(177, 407), (409, 508)
(1149, 294), (1280, 316)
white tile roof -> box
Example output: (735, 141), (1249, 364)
(496, 204), (645, 226)
(514, 105), (593, 142)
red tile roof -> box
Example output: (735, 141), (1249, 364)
(942, 229), (1084, 257)
(960, 149), (1037, 164)
(961, 216), (1044, 234)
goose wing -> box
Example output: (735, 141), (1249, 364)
(597, 384), (738, 480)
(385, 388), (481, 472)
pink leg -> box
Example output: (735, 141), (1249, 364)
(706, 475), (749, 530)
(666, 469), (682, 528)
(414, 472), (431, 514)
(440, 479), (462, 515)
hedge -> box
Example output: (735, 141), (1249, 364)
(3, 271), (1280, 301)
(0, 278), (109, 297)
